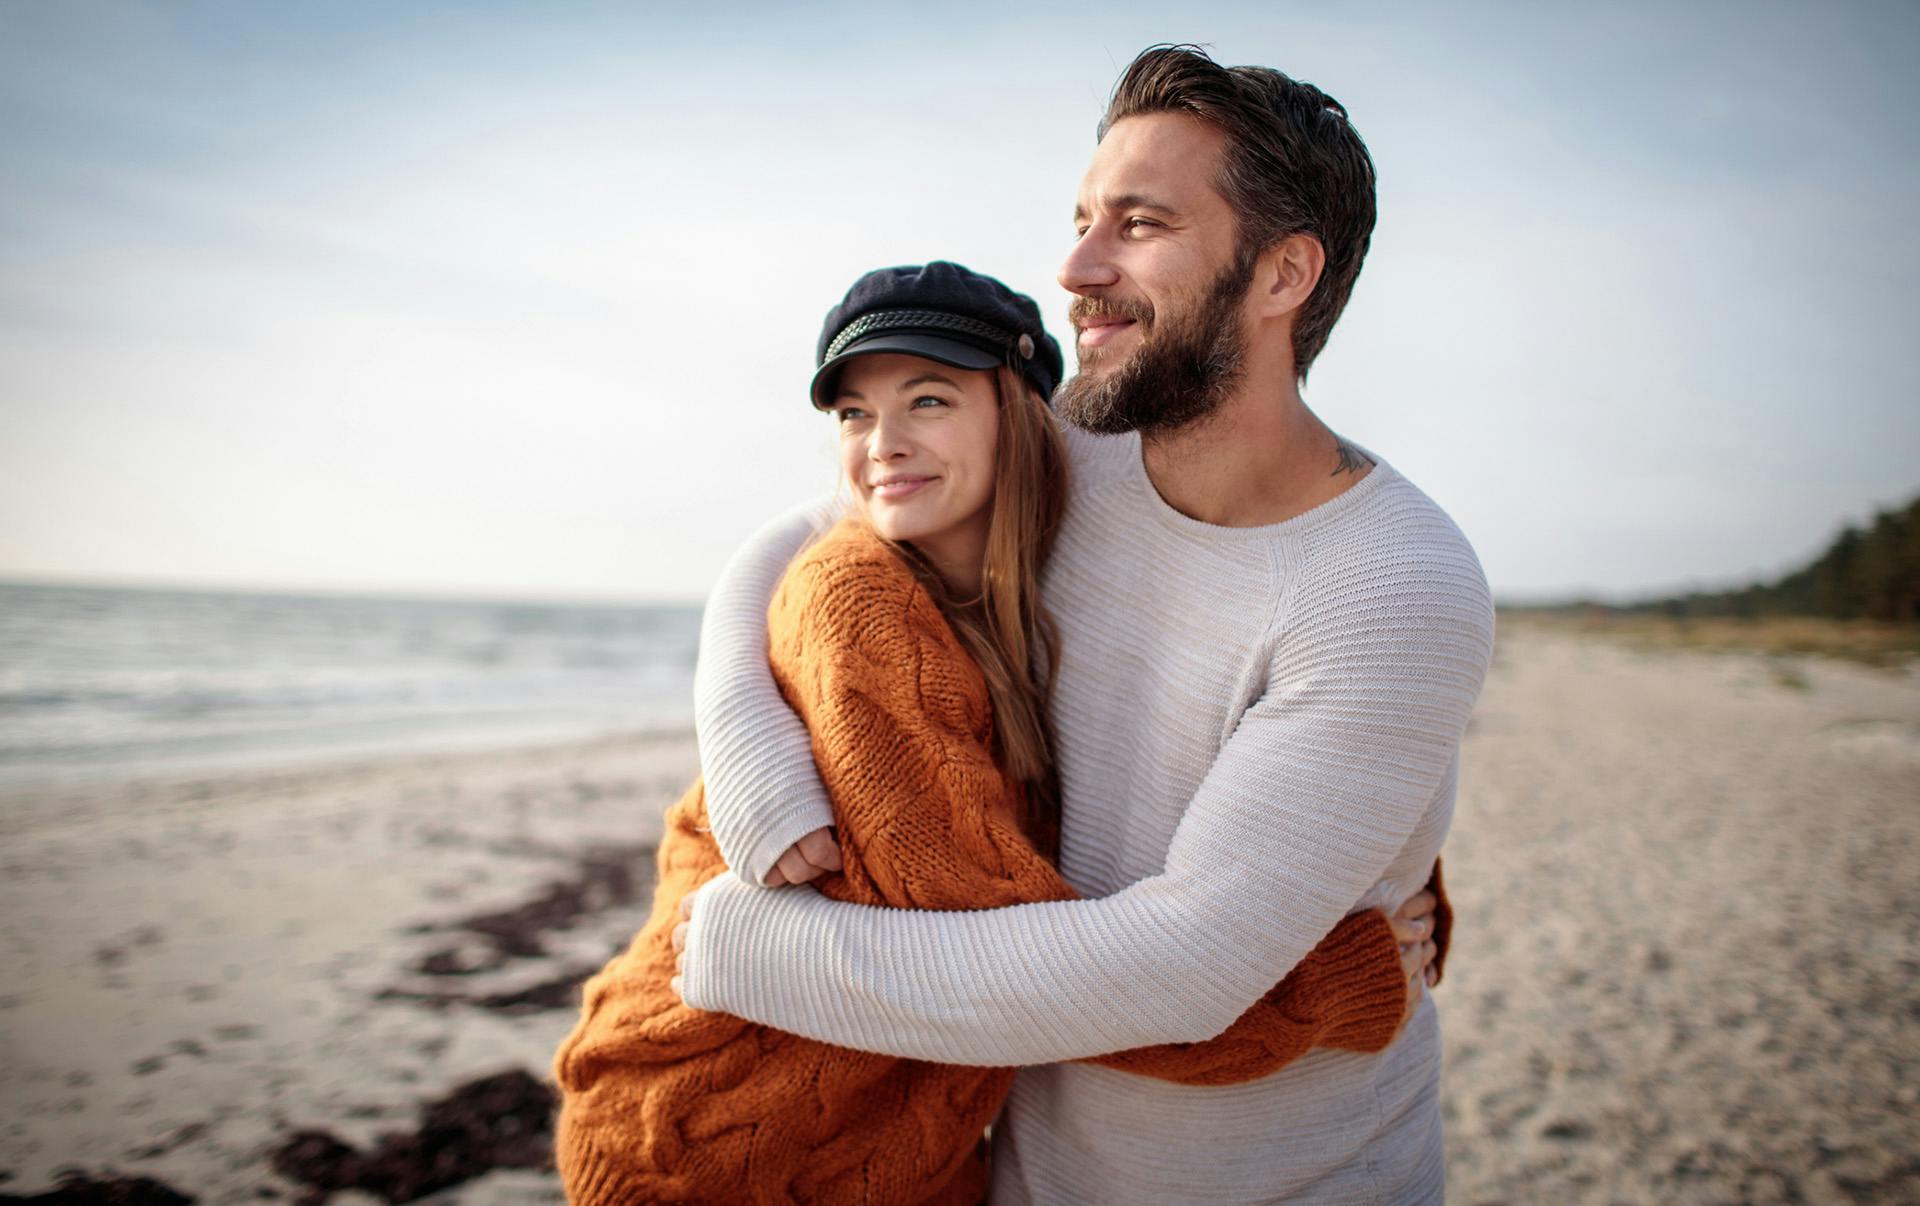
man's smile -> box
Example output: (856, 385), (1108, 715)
(1068, 295), (1154, 353)
(1076, 317), (1138, 348)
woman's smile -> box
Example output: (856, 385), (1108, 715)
(870, 473), (939, 501)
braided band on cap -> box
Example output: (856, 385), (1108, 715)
(824, 309), (1015, 362)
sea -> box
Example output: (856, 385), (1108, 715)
(0, 580), (703, 787)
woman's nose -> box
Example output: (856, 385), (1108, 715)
(868, 415), (911, 461)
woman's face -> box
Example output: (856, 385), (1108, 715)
(829, 352), (1000, 583)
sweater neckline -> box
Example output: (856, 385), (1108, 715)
(1123, 433), (1396, 542)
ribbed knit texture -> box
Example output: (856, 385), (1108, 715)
(684, 430), (1494, 1203)
(551, 520), (1419, 1204)
(693, 499), (842, 887)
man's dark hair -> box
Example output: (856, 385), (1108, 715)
(1100, 44), (1376, 381)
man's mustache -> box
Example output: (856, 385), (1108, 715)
(1068, 296), (1154, 330)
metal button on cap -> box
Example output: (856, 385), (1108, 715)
(1017, 333), (1035, 359)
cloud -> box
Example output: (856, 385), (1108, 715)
(1, 1), (1915, 599)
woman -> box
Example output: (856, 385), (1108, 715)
(551, 262), (1440, 1204)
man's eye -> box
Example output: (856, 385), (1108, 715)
(1125, 217), (1160, 232)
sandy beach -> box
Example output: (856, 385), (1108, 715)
(0, 732), (694, 1203)
(2, 626), (1917, 1203)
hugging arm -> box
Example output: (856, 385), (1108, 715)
(683, 564), (1495, 1066)
(693, 499), (840, 887)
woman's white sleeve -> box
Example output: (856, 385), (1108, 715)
(694, 499), (839, 885)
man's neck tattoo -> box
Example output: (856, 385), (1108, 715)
(1331, 440), (1375, 478)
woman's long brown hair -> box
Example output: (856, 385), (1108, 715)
(878, 366), (1069, 860)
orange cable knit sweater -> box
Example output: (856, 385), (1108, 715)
(553, 521), (1441, 1204)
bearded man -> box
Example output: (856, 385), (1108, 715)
(674, 45), (1493, 1203)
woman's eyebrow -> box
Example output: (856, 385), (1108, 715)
(898, 373), (963, 391)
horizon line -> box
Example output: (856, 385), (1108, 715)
(0, 569), (706, 611)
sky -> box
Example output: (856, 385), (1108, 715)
(1, 0), (1915, 604)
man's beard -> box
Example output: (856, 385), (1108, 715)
(1055, 247), (1258, 437)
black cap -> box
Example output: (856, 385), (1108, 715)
(811, 261), (1063, 409)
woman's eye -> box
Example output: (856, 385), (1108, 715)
(834, 407), (867, 423)
(911, 395), (950, 410)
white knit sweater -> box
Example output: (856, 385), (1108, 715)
(684, 426), (1494, 1203)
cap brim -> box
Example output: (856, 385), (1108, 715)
(810, 333), (1003, 408)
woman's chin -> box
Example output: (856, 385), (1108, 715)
(862, 503), (935, 546)
(870, 518), (928, 545)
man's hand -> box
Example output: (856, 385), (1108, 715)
(1388, 889), (1439, 1037)
(764, 825), (842, 886)
(670, 892), (693, 1000)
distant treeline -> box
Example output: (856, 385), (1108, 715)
(1553, 494), (1920, 624)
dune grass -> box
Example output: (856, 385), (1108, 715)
(1499, 609), (1920, 669)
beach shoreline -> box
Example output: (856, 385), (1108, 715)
(2, 628), (1917, 1202)
(1, 729), (698, 1203)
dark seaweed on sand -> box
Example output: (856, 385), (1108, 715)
(270, 1069), (555, 1203)
(0, 1173), (194, 1205)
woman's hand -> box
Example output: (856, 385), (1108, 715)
(764, 826), (842, 886)
(1389, 889), (1439, 1034)
(1390, 888), (1440, 987)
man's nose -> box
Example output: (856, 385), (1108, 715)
(1059, 225), (1121, 294)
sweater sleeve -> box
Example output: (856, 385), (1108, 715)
(771, 536), (1071, 913)
(681, 558), (1493, 1066)
(694, 498), (842, 886)
(1106, 856), (1462, 1082)
(778, 533), (1417, 1081)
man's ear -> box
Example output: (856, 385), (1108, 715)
(1252, 233), (1325, 321)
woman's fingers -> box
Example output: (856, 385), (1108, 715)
(1398, 937), (1440, 981)
(1388, 889), (1438, 944)
(1394, 964), (1422, 1038)
(1399, 940), (1423, 981)
(1395, 935), (1442, 1037)
(1389, 913), (1431, 945)
(1393, 889), (1437, 924)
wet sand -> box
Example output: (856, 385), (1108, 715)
(0, 732), (693, 1203)
(2, 628), (1916, 1202)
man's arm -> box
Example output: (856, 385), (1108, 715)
(692, 498), (839, 886)
(682, 560), (1493, 1066)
